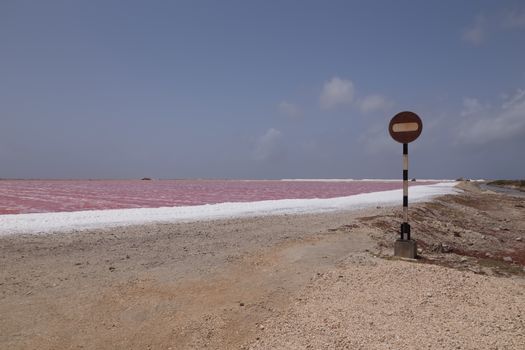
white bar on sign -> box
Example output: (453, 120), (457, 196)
(393, 122), (419, 132)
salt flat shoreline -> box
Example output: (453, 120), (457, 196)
(0, 182), (457, 235)
(1, 182), (524, 349)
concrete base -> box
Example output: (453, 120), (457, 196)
(394, 239), (417, 259)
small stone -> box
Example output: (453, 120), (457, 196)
(431, 243), (451, 253)
(485, 252), (493, 258)
(417, 248), (423, 254)
(503, 256), (513, 262)
(460, 257), (468, 263)
(442, 244), (452, 253)
(259, 324), (265, 330)
(126, 254), (130, 259)
(453, 232), (461, 237)
(109, 266), (116, 271)
(239, 302), (245, 307)
(426, 293), (433, 298)
(481, 235), (486, 240)
(516, 237), (522, 242)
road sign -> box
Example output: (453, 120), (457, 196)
(389, 111), (422, 259)
(388, 111), (422, 144)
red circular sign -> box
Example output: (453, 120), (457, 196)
(389, 111), (423, 144)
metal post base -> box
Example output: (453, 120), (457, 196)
(394, 239), (417, 259)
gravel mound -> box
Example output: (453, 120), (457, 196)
(248, 256), (525, 349)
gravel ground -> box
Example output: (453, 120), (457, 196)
(247, 255), (525, 350)
(0, 209), (375, 349)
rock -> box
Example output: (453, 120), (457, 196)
(453, 232), (461, 237)
(259, 324), (265, 330)
(516, 237), (522, 242)
(239, 302), (245, 307)
(431, 243), (453, 253)
(109, 266), (116, 271)
(485, 252), (493, 258)
(503, 256), (513, 262)
(431, 243), (452, 253)
(417, 248), (423, 254)
(460, 257), (468, 263)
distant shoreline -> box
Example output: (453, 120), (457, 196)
(0, 178), (456, 181)
(0, 182), (457, 235)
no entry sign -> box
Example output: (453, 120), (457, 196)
(389, 111), (422, 144)
(389, 111), (422, 259)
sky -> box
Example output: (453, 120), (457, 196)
(1, 0), (525, 180)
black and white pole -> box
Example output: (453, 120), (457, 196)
(401, 143), (410, 240)
(388, 111), (422, 259)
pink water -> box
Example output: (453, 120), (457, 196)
(0, 180), (430, 215)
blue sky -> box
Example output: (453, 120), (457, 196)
(1, 1), (524, 179)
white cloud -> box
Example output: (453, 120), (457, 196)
(502, 9), (525, 28)
(278, 101), (302, 119)
(320, 77), (355, 109)
(462, 15), (485, 46)
(502, 89), (525, 109)
(460, 97), (486, 116)
(458, 89), (525, 144)
(359, 94), (390, 113)
(461, 11), (524, 47)
(253, 128), (284, 161)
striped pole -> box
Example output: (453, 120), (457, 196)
(401, 143), (410, 240)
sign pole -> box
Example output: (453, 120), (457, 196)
(401, 143), (410, 240)
(388, 111), (422, 259)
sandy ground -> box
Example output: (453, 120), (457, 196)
(1, 182), (524, 349)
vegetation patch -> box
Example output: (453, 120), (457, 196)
(487, 179), (525, 191)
